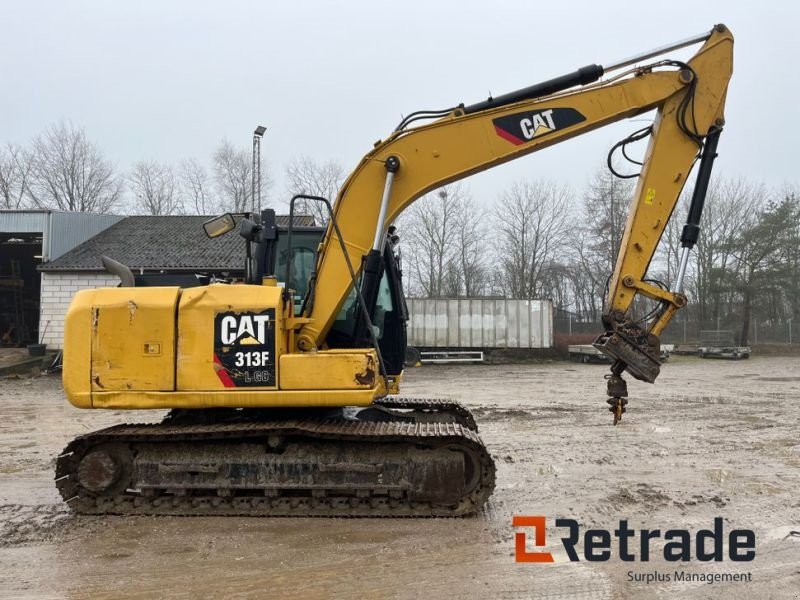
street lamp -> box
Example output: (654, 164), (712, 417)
(252, 125), (266, 213)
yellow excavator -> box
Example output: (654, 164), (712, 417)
(57, 25), (733, 516)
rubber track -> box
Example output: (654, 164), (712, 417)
(55, 405), (495, 518)
(373, 397), (478, 431)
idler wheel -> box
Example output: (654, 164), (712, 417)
(76, 444), (131, 495)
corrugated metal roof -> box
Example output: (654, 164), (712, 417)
(0, 210), (49, 233)
(47, 212), (124, 260)
(40, 214), (317, 272)
(1, 210), (124, 261)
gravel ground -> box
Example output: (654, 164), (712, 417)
(0, 356), (798, 599)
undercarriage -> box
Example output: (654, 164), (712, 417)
(56, 398), (495, 517)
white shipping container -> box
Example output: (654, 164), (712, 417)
(407, 298), (553, 349)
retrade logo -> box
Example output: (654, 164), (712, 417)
(513, 517), (756, 563)
(512, 516), (555, 563)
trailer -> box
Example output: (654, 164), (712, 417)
(407, 298), (553, 349)
(672, 343), (699, 355)
(696, 330), (751, 359)
(568, 345), (613, 364)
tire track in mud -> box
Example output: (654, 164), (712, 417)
(0, 504), (95, 547)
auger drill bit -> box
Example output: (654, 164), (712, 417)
(605, 360), (629, 425)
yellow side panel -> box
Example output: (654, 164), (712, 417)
(177, 284), (283, 391)
(279, 350), (378, 390)
(63, 289), (96, 408)
(90, 287), (180, 392)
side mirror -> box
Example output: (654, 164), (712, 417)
(203, 213), (236, 238)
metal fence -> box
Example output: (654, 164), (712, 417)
(553, 312), (797, 345)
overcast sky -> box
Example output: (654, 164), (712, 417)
(1, 1), (797, 212)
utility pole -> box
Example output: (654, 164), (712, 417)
(252, 125), (266, 213)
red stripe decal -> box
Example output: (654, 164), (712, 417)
(494, 125), (525, 146)
(213, 354), (236, 387)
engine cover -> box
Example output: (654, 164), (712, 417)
(63, 284), (382, 409)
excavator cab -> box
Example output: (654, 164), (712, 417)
(209, 208), (409, 378)
(243, 208), (408, 377)
(326, 234), (408, 377)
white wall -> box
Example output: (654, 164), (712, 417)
(39, 272), (120, 349)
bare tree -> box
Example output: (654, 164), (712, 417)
(726, 189), (789, 345)
(558, 168), (634, 319)
(0, 143), (32, 209)
(128, 161), (181, 215)
(567, 229), (606, 320)
(26, 121), (121, 213)
(655, 192), (688, 290)
(453, 194), (491, 296)
(180, 158), (211, 215)
(388, 171), (800, 346)
(692, 177), (760, 322)
(539, 259), (574, 309)
(582, 168), (634, 275)
(400, 184), (463, 297)
(495, 180), (573, 299)
(284, 156), (346, 225)
(213, 140), (259, 213)
(776, 184), (800, 322)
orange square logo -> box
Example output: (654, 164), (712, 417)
(513, 516), (555, 563)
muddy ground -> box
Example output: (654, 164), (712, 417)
(0, 356), (798, 599)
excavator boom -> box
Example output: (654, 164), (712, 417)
(300, 26), (733, 361)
